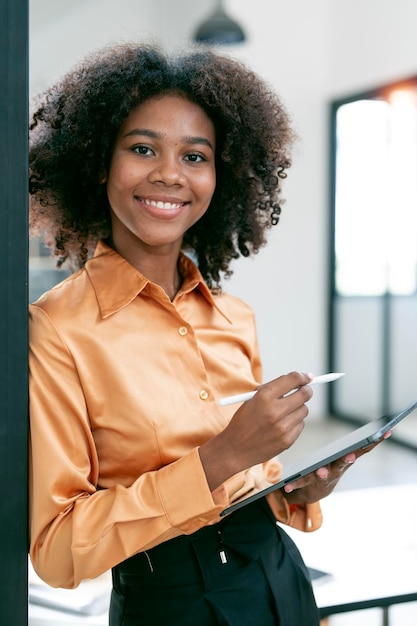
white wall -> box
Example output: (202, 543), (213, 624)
(29, 0), (213, 94)
(29, 0), (417, 417)
(328, 0), (417, 97)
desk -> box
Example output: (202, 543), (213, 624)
(285, 484), (417, 624)
(29, 484), (417, 625)
(29, 570), (110, 626)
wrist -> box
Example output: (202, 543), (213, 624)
(199, 435), (240, 492)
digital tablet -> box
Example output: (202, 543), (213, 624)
(220, 399), (417, 517)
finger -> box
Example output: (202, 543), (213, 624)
(282, 472), (313, 493)
(328, 453), (356, 474)
(282, 372), (314, 397)
(283, 483), (296, 493)
(316, 466), (329, 480)
(263, 371), (314, 399)
(352, 440), (381, 458)
(283, 460), (332, 492)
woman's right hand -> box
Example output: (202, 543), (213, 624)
(199, 371), (313, 491)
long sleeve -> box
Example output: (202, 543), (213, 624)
(29, 306), (237, 588)
(232, 459), (322, 532)
(28, 246), (266, 588)
(29, 244), (321, 589)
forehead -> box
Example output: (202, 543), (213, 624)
(119, 94), (216, 141)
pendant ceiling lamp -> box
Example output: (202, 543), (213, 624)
(193, 0), (246, 45)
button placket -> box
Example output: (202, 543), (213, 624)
(174, 318), (211, 404)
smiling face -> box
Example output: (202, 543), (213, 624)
(105, 94), (216, 266)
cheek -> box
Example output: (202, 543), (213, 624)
(107, 162), (130, 191)
(107, 153), (144, 189)
(200, 170), (216, 201)
(106, 163), (138, 208)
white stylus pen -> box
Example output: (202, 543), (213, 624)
(218, 372), (346, 407)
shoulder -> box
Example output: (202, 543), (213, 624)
(30, 267), (92, 322)
(213, 290), (256, 322)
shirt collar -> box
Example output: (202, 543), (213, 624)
(85, 240), (231, 322)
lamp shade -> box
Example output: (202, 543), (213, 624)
(193, 2), (246, 45)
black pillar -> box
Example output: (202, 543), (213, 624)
(0, 0), (29, 624)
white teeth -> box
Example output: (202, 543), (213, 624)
(143, 199), (183, 210)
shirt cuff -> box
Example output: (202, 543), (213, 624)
(266, 492), (323, 532)
(155, 447), (230, 534)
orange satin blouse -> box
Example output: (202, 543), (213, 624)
(29, 240), (321, 588)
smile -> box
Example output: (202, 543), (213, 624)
(140, 198), (187, 210)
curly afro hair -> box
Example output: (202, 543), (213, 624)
(29, 43), (295, 288)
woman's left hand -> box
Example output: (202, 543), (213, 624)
(282, 433), (391, 505)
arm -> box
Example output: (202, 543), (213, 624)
(199, 371), (325, 532)
(29, 306), (238, 588)
(199, 372), (315, 490)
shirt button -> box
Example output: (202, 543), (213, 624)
(199, 389), (209, 401)
(178, 326), (188, 336)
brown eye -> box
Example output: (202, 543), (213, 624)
(133, 145), (153, 156)
(184, 153), (204, 162)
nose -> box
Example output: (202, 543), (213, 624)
(148, 156), (186, 187)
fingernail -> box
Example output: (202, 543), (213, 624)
(316, 467), (328, 479)
(344, 453), (356, 464)
(284, 484), (294, 493)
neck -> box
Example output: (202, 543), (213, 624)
(146, 262), (182, 300)
(109, 238), (183, 300)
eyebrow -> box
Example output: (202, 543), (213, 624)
(123, 128), (214, 151)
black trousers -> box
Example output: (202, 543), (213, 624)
(109, 499), (319, 626)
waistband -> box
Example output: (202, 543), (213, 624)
(111, 498), (319, 625)
(114, 498), (278, 583)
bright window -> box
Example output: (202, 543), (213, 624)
(335, 87), (417, 296)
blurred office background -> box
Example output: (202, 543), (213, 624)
(28, 2), (417, 624)
(30, 0), (417, 435)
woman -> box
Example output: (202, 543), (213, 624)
(29, 44), (367, 625)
